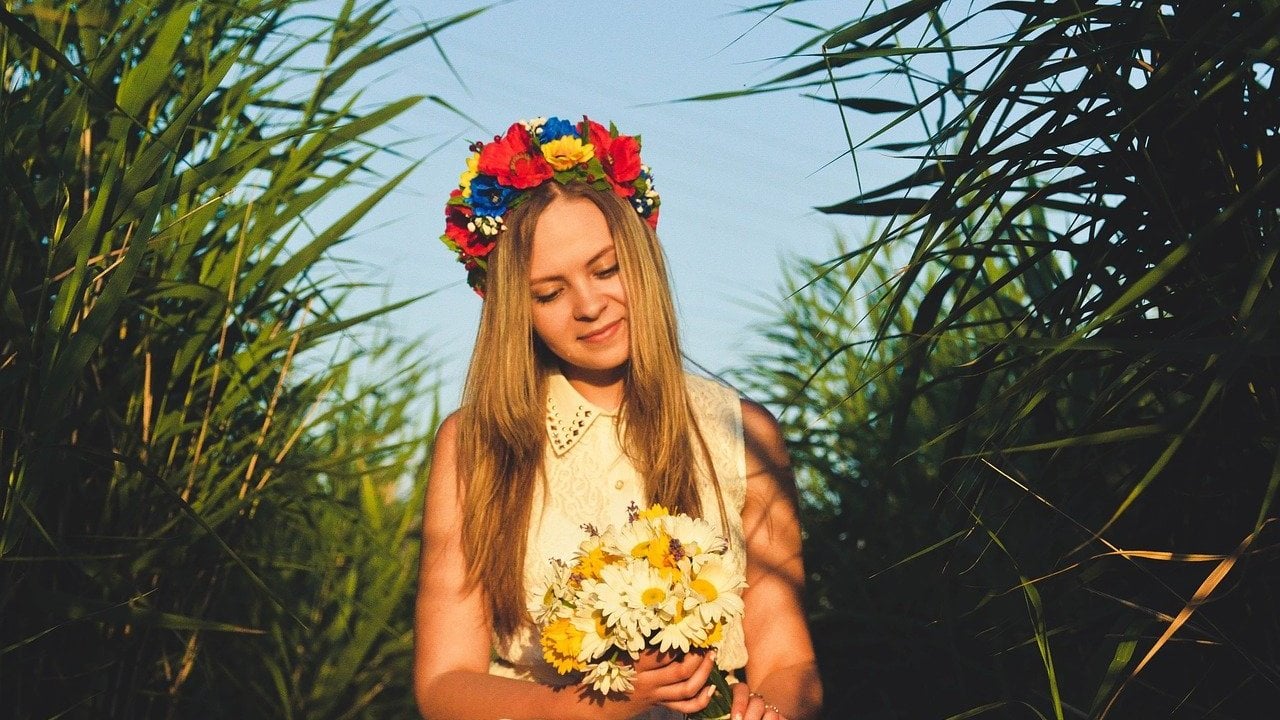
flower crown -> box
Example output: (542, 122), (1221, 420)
(441, 116), (660, 293)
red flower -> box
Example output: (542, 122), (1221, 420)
(443, 198), (469, 238)
(644, 208), (659, 230)
(465, 234), (496, 258)
(602, 135), (642, 184)
(584, 119), (611, 148)
(445, 202), (494, 258)
(586, 120), (642, 197)
(464, 259), (486, 296)
(478, 123), (553, 189)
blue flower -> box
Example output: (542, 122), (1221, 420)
(469, 175), (517, 217)
(538, 117), (579, 144)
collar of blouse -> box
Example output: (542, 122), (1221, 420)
(545, 372), (618, 456)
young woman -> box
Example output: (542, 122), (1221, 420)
(414, 117), (822, 720)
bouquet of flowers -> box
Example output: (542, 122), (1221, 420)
(532, 503), (746, 719)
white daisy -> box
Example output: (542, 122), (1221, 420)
(686, 555), (746, 626)
(571, 605), (615, 663)
(596, 558), (678, 638)
(609, 620), (648, 656)
(583, 657), (636, 695)
(665, 512), (728, 561)
(530, 559), (575, 625)
(649, 597), (709, 654)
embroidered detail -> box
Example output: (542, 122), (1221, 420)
(547, 393), (596, 456)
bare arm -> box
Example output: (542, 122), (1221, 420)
(731, 399), (824, 720)
(413, 414), (719, 720)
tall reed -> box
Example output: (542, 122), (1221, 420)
(0, 1), (470, 716)
(731, 2), (1280, 717)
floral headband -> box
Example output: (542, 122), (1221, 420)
(441, 116), (660, 293)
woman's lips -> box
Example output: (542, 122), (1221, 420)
(580, 319), (622, 343)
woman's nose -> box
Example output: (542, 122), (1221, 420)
(572, 284), (606, 320)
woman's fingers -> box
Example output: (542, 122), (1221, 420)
(731, 681), (753, 717)
(632, 649), (680, 672)
(683, 650), (715, 692)
(635, 649), (692, 679)
(659, 683), (716, 714)
(633, 650), (717, 706)
(660, 650), (715, 703)
(649, 651), (711, 696)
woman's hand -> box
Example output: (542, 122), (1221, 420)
(730, 682), (788, 720)
(590, 650), (717, 719)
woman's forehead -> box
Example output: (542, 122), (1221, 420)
(528, 198), (616, 278)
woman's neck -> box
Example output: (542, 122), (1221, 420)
(561, 364), (626, 410)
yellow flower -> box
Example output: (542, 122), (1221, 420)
(541, 618), (588, 674)
(573, 540), (620, 581)
(631, 529), (675, 571)
(459, 153), (480, 198)
(696, 621), (724, 648)
(690, 577), (719, 602)
(540, 136), (594, 171)
(638, 503), (670, 521)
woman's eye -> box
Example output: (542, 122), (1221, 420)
(596, 264), (619, 278)
(532, 289), (560, 304)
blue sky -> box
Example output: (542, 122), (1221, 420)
(315, 1), (899, 405)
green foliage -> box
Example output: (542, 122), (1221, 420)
(736, 2), (1280, 718)
(0, 1), (465, 716)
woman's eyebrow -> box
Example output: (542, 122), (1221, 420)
(529, 247), (616, 285)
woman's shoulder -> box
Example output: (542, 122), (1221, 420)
(682, 372), (741, 406)
(431, 410), (464, 466)
(436, 409), (461, 441)
(681, 376), (793, 495)
(681, 373), (780, 431)
(739, 397), (783, 441)
(736, 397), (797, 506)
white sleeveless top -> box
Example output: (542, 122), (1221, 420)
(489, 372), (750, 701)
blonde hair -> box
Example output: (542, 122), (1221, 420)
(456, 182), (725, 640)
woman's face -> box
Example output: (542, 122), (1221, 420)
(528, 196), (631, 384)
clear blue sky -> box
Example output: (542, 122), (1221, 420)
(315, 0), (900, 406)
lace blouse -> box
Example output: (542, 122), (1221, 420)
(489, 372), (750, 695)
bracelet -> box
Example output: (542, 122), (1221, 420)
(748, 691), (781, 715)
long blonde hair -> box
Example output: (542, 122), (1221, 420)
(456, 181), (724, 640)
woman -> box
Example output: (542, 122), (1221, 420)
(414, 116), (822, 720)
